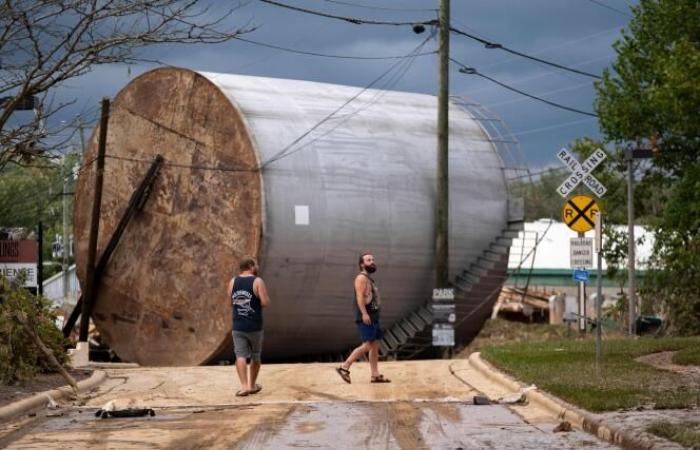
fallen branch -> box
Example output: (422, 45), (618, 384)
(13, 312), (82, 402)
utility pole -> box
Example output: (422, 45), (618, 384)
(436, 0), (450, 288)
(62, 157), (70, 306)
(595, 213), (603, 377)
(626, 150), (636, 336)
(77, 116), (86, 157)
(80, 98), (110, 342)
(37, 222), (43, 297)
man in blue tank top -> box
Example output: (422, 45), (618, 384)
(228, 256), (271, 397)
(335, 252), (391, 384)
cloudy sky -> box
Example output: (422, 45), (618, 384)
(55, 0), (636, 170)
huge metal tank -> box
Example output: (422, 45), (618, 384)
(74, 67), (512, 365)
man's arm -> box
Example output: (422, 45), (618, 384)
(254, 278), (271, 308)
(355, 275), (371, 325)
(227, 278), (234, 299)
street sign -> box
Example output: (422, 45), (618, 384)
(432, 323), (455, 346)
(570, 237), (594, 269)
(572, 269), (589, 282)
(556, 147), (608, 198)
(562, 195), (600, 233)
(432, 303), (456, 323)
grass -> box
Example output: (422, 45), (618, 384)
(647, 421), (700, 450)
(480, 336), (700, 412)
(673, 345), (700, 366)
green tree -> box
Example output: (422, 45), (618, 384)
(595, 0), (700, 334)
(0, 153), (79, 278)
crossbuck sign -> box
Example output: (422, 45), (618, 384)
(556, 148), (608, 198)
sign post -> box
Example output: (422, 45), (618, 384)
(432, 288), (455, 351)
(595, 213), (603, 377)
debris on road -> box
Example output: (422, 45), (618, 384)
(553, 421), (572, 432)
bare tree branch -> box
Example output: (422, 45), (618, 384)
(0, 0), (252, 168)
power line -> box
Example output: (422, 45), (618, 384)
(451, 58), (598, 117)
(104, 154), (258, 173)
(319, 0), (436, 12)
(584, 0), (633, 18)
(449, 26), (603, 80)
(263, 37), (431, 167)
(511, 117), (598, 137)
(260, 36), (434, 168)
(484, 80), (594, 109)
(257, 0), (604, 80)
(233, 36), (436, 59)
(258, 0), (435, 26)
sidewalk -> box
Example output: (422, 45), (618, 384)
(467, 352), (691, 450)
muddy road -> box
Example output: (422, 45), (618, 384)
(0, 361), (619, 449)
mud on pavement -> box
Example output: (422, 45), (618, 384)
(0, 360), (621, 449)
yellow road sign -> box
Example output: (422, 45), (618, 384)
(562, 195), (600, 233)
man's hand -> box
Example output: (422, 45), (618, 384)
(362, 313), (371, 325)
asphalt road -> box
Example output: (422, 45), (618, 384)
(0, 360), (620, 449)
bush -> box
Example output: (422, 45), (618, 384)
(0, 276), (68, 384)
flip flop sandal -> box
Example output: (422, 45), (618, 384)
(249, 384), (263, 395)
(371, 375), (391, 383)
(336, 367), (352, 384)
(235, 389), (249, 397)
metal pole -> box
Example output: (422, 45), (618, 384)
(626, 151), (636, 335)
(37, 221), (43, 297)
(62, 160), (69, 305)
(77, 116), (86, 157)
(80, 98), (109, 342)
(435, 0), (450, 288)
(595, 213), (603, 377)
(578, 231), (586, 334)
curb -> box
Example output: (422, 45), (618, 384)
(468, 352), (660, 450)
(0, 370), (107, 422)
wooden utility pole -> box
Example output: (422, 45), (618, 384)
(436, 0), (450, 288)
(37, 221), (43, 297)
(80, 98), (109, 342)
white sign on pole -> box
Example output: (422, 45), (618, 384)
(556, 148), (608, 198)
(432, 324), (455, 346)
(432, 288), (455, 301)
(570, 238), (594, 269)
(0, 263), (38, 287)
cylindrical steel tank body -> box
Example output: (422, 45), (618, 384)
(74, 67), (509, 365)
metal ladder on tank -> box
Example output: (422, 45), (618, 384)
(378, 217), (524, 359)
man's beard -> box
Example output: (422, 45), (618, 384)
(365, 264), (377, 274)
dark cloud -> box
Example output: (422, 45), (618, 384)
(49, 0), (635, 167)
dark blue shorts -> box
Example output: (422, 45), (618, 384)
(357, 321), (383, 342)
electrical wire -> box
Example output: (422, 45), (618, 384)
(233, 36), (436, 59)
(450, 58), (598, 117)
(258, 0), (435, 26)
(263, 37), (430, 166)
(584, 0), (633, 18)
(104, 154), (258, 173)
(511, 117), (598, 137)
(319, 0), (437, 12)
(449, 26), (603, 80)
(260, 35), (434, 168)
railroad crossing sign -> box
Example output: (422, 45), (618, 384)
(562, 195), (600, 233)
(556, 147), (608, 198)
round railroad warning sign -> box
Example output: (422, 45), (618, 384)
(562, 195), (600, 233)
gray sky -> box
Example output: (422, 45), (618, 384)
(56, 0), (636, 169)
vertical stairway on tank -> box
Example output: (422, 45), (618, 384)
(378, 218), (525, 359)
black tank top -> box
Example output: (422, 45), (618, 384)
(354, 273), (380, 323)
(231, 276), (263, 332)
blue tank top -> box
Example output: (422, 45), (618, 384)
(231, 276), (263, 332)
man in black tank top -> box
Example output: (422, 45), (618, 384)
(228, 256), (271, 397)
(335, 252), (391, 384)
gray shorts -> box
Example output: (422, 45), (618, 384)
(232, 330), (263, 362)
